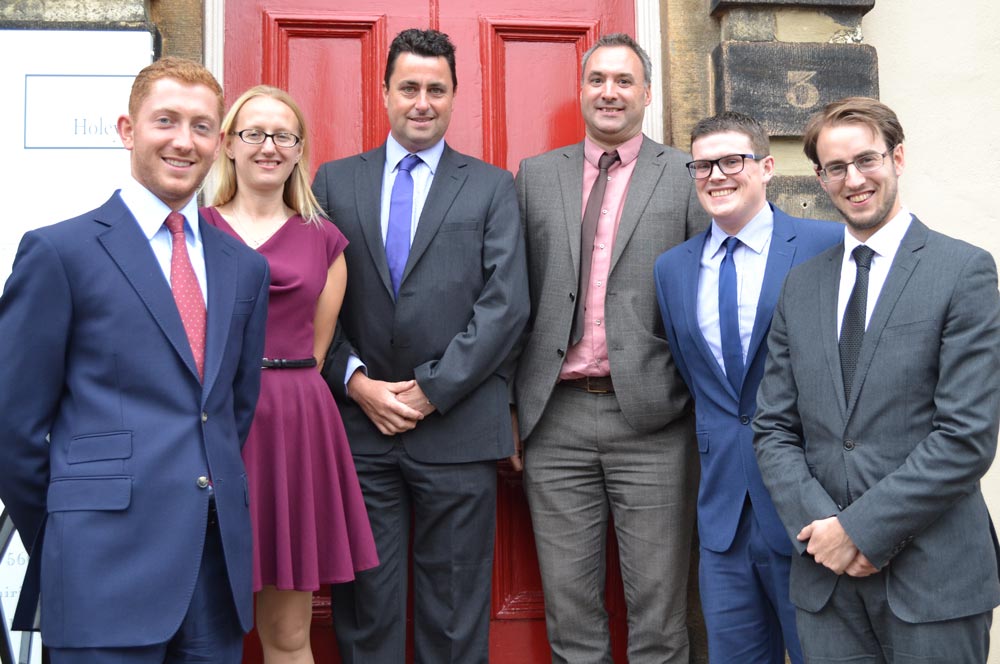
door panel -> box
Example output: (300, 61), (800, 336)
(226, 1), (634, 661)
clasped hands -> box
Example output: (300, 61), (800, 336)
(798, 515), (879, 577)
(348, 371), (435, 436)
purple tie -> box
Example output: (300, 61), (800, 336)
(386, 154), (422, 296)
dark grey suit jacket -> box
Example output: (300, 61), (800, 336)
(754, 217), (1000, 622)
(513, 136), (708, 439)
(313, 142), (529, 464)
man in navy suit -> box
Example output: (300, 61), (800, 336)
(654, 112), (841, 663)
(0, 57), (269, 663)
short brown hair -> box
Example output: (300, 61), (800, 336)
(802, 97), (904, 167)
(691, 111), (770, 157)
(128, 56), (224, 121)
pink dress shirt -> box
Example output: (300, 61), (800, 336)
(560, 133), (644, 380)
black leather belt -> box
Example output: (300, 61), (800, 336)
(560, 376), (614, 394)
(262, 357), (317, 369)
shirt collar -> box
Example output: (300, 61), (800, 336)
(584, 133), (643, 168)
(843, 207), (912, 261)
(385, 133), (445, 175)
(118, 176), (201, 241)
(707, 202), (774, 257)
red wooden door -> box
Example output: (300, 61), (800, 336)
(225, 2), (635, 661)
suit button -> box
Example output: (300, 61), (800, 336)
(196, 476), (210, 489)
(844, 439), (855, 450)
(740, 415), (750, 425)
(201, 412), (208, 423)
(569, 293), (575, 302)
(557, 349), (565, 357)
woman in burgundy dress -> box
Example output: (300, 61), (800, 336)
(203, 85), (377, 663)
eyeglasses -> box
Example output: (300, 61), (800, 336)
(817, 148), (893, 182)
(235, 129), (301, 148)
(685, 154), (762, 180)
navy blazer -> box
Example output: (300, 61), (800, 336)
(0, 193), (269, 647)
(654, 205), (842, 554)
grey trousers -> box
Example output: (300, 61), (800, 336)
(796, 573), (992, 663)
(523, 384), (697, 664)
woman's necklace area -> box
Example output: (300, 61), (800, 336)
(228, 207), (287, 248)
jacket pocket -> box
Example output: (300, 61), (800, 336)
(67, 431), (132, 463)
(47, 476), (132, 512)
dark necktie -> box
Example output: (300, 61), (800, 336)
(839, 244), (875, 402)
(165, 212), (206, 380)
(719, 236), (743, 392)
(385, 153), (422, 296)
(572, 150), (620, 346)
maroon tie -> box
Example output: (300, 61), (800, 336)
(572, 150), (620, 346)
(165, 212), (206, 380)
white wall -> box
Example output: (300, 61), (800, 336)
(864, 3), (1000, 657)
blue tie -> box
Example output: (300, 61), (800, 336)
(719, 236), (743, 392)
(386, 154), (422, 296)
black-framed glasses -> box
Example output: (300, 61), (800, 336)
(817, 148), (893, 182)
(235, 129), (301, 148)
(686, 154), (762, 180)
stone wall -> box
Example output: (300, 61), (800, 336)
(663, 0), (878, 221)
(0, 0), (203, 62)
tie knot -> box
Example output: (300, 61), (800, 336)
(398, 154), (422, 173)
(165, 212), (186, 236)
(852, 244), (875, 270)
(598, 151), (620, 171)
(723, 236), (740, 256)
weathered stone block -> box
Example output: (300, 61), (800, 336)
(720, 8), (776, 42)
(713, 41), (878, 137)
(770, 175), (844, 222)
(711, 0), (875, 15)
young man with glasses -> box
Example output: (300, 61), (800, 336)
(754, 97), (1000, 661)
(654, 111), (841, 663)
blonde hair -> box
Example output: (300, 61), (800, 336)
(207, 85), (325, 224)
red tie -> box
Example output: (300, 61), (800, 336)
(165, 212), (206, 380)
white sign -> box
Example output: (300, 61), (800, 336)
(24, 75), (135, 149)
(1, 29), (153, 662)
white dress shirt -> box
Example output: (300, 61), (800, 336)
(697, 203), (773, 375)
(836, 208), (912, 334)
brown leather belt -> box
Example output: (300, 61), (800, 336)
(560, 376), (614, 394)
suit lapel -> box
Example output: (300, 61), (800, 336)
(404, 144), (467, 281)
(356, 146), (394, 297)
(819, 243), (848, 419)
(201, 220), (237, 399)
(682, 230), (733, 393)
(96, 195), (201, 382)
(558, 143), (585, 283)
(610, 137), (664, 274)
(746, 209), (796, 372)
(845, 217), (925, 418)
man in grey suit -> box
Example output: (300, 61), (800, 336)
(513, 33), (708, 663)
(754, 97), (1000, 662)
(312, 29), (529, 664)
